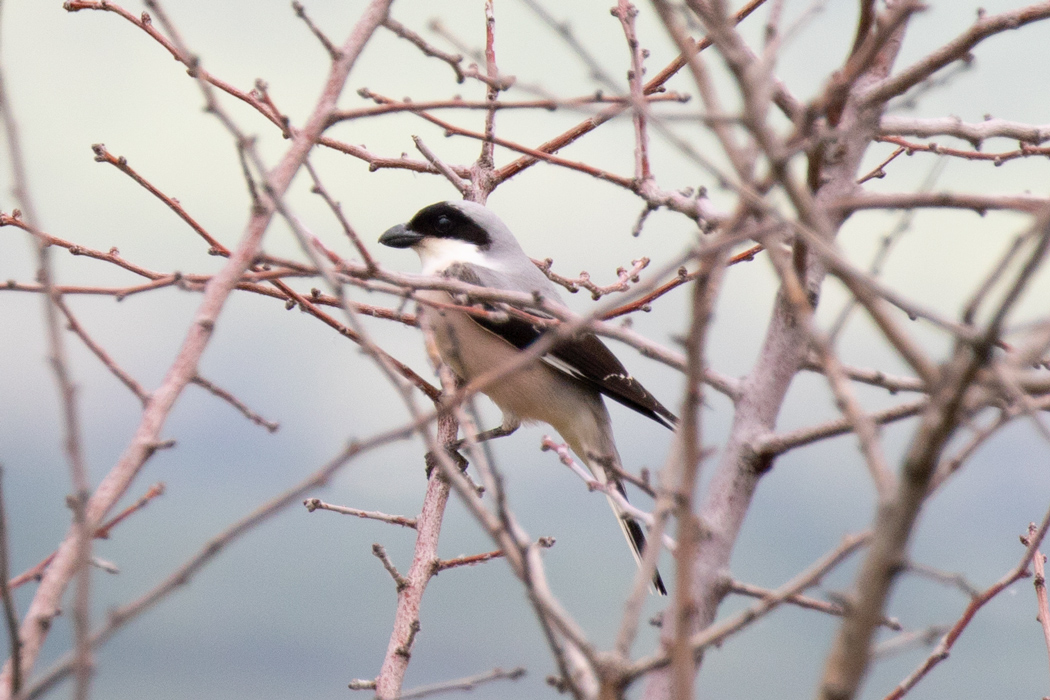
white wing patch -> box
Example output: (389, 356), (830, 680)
(541, 354), (583, 380)
(541, 355), (633, 384)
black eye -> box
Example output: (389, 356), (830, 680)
(436, 215), (451, 233)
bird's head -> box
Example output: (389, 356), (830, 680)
(379, 201), (523, 275)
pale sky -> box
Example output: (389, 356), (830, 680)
(1, 1), (1049, 698)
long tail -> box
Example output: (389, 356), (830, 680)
(562, 410), (667, 595)
(601, 478), (667, 596)
(579, 442), (666, 595)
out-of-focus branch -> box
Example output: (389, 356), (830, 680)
(819, 208), (1050, 700)
(880, 115), (1050, 145)
(801, 359), (925, 394)
(630, 531), (870, 682)
(0, 468), (19, 697)
(394, 666), (526, 700)
(862, 3), (1050, 107)
(877, 134), (1050, 166)
(20, 421), (418, 700)
(8, 483), (165, 591)
(492, 0), (769, 184)
(883, 515), (1050, 700)
(303, 160), (378, 271)
(1029, 528), (1050, 683)
(753, 397), (928, 457)
(188, 376), (279, 432)
(728, 579), (900, 630)
(54, 296), (150, 405)
(0, 4), (93, 691)
(0, 1), (393, 690)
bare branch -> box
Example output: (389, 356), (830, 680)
(0, 5), (93, 691)
(189, 376), (280, 433)
(434, 549), (505, 573)
(412, 136), (469, 195)
(881, 115), (1050, 146)
(303, 498), (417, 529)
(372, 543), (409, 591)
(19, 427), (415, 700)
(396, 666), (526, 700)
(753, 397), (927, 456)
(292, 1), (341, 60)
(630, 531), (870, 681)
(728, 579), (901, 630)
(883, 513), (1050, 700)
(863, 4), (1050, 107)
(9, 483), (166, 591)
(0, 0), (394, 687)
(1029, 526), (1050, 681)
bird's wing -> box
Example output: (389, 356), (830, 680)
(442, 262), (678, 429)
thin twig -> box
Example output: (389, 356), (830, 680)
(730, 579), (901, 629)
(0, 4), (93, 692)
(434, 549), (504, 572)
(303, 160), (378, 271)
(540, 438), (676, 551)
(8, 484), (166, 590)
(303, 498), (417, 529)
(883, 512), (1050, 700)
(412, 136), (469, 195)
(906, 561), (980, 598)
(629, 531), (871, 681)
(292, 1), (341, 60)
(1, 0), (394, 686)
(396, 666), (526, 699)
(372, 544), (409, 591)
(871, 626), (948, 660)
(189, 376), (280, 433)
(332, 91), (689, 123)
(55, 296), (150, 405)
(1029, 524), (1050, 682)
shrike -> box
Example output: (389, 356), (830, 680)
(380, 200), (675, 595)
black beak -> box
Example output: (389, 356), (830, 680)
(378, 223), (423, 249)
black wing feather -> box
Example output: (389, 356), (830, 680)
(443, 264), (677, 429)
(547, 333), (678, 429)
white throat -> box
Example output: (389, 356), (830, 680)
(417, 237), (497, 275)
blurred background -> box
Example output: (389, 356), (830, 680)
(1, 0), (1049, 697)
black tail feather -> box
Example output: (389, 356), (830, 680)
(624, 516), (667, 596)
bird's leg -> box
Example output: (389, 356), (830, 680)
(424, 444), (468, 478)
(452, 415), (520, 450)
(426, 417), (519, 478)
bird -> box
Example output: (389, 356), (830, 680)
(379, 200), (676, 595)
